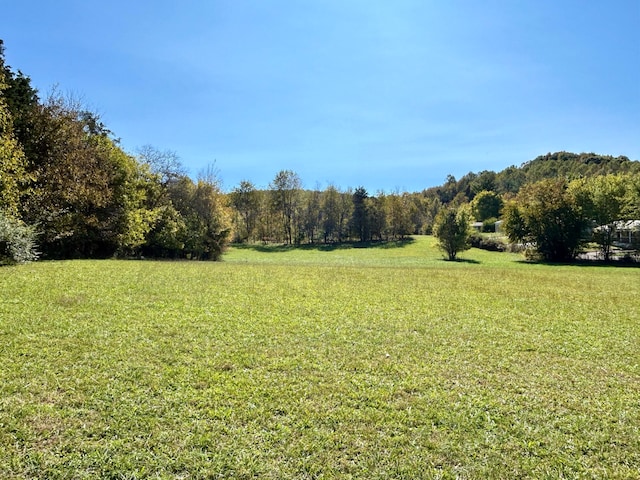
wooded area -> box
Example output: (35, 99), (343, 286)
(1, 40), (639, 263)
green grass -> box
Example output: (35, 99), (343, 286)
(1, 236), (639, 478)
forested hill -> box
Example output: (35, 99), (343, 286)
(422, 151), (640, 204)
(522, 152), (639, 183)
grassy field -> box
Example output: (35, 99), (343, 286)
(1, 236), (639, 479)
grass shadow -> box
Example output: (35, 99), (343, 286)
(232, 237), (415, 253)
(514, 258), (640, 268)
(439, 257), (481, 264)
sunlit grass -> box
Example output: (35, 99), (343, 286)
(0, 236), (638, 478)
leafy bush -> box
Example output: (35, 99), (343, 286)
(0, 211), (39, 264)
(469, 233), (506, 252)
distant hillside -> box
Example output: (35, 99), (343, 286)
(422, 152), (640, 204)
(521, 152), (640, 184)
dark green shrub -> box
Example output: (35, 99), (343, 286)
(469, 233), (506, 252)
(469, 233), (483, 248)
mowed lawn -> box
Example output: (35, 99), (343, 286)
(1, 236), (639, 479)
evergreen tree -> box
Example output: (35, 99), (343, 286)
(351, 186), (369, 242)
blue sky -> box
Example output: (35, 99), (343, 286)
(2, 1), (639, 192)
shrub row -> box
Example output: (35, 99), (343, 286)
(469, 233), (507, 252)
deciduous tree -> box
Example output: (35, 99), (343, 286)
(188, 167), (233, 260)
(570, 174), (628, 261)
(322, 184), (340, 243)
(21, 93), (142, 257)
(301, 187), (322, 244)
(270, 170), (301, 244)
(432, 205), (472, 260)
(0, 67), (29, 217)
(471, 190), (503, 222)
(230, 180), (260, 242)
(386, 192), (415, 239)
(504, 179), (588, 261)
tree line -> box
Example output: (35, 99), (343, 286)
(430, 173), (640, 262)
(229, 171), (440, 245)
(503, 174), (640, 262)
(230, 167), (640, 262)
(1, 41), (232, 263)
(2, 39), (639, 264)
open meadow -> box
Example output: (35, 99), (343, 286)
(0, 236), (639, 479)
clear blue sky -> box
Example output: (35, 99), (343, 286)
(2, 1), (639, 192)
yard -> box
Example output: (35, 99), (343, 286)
(0, 236), (638, 478)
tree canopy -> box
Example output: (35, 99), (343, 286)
(503, 180), (588, 262)
(0, 41), (233, 261)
